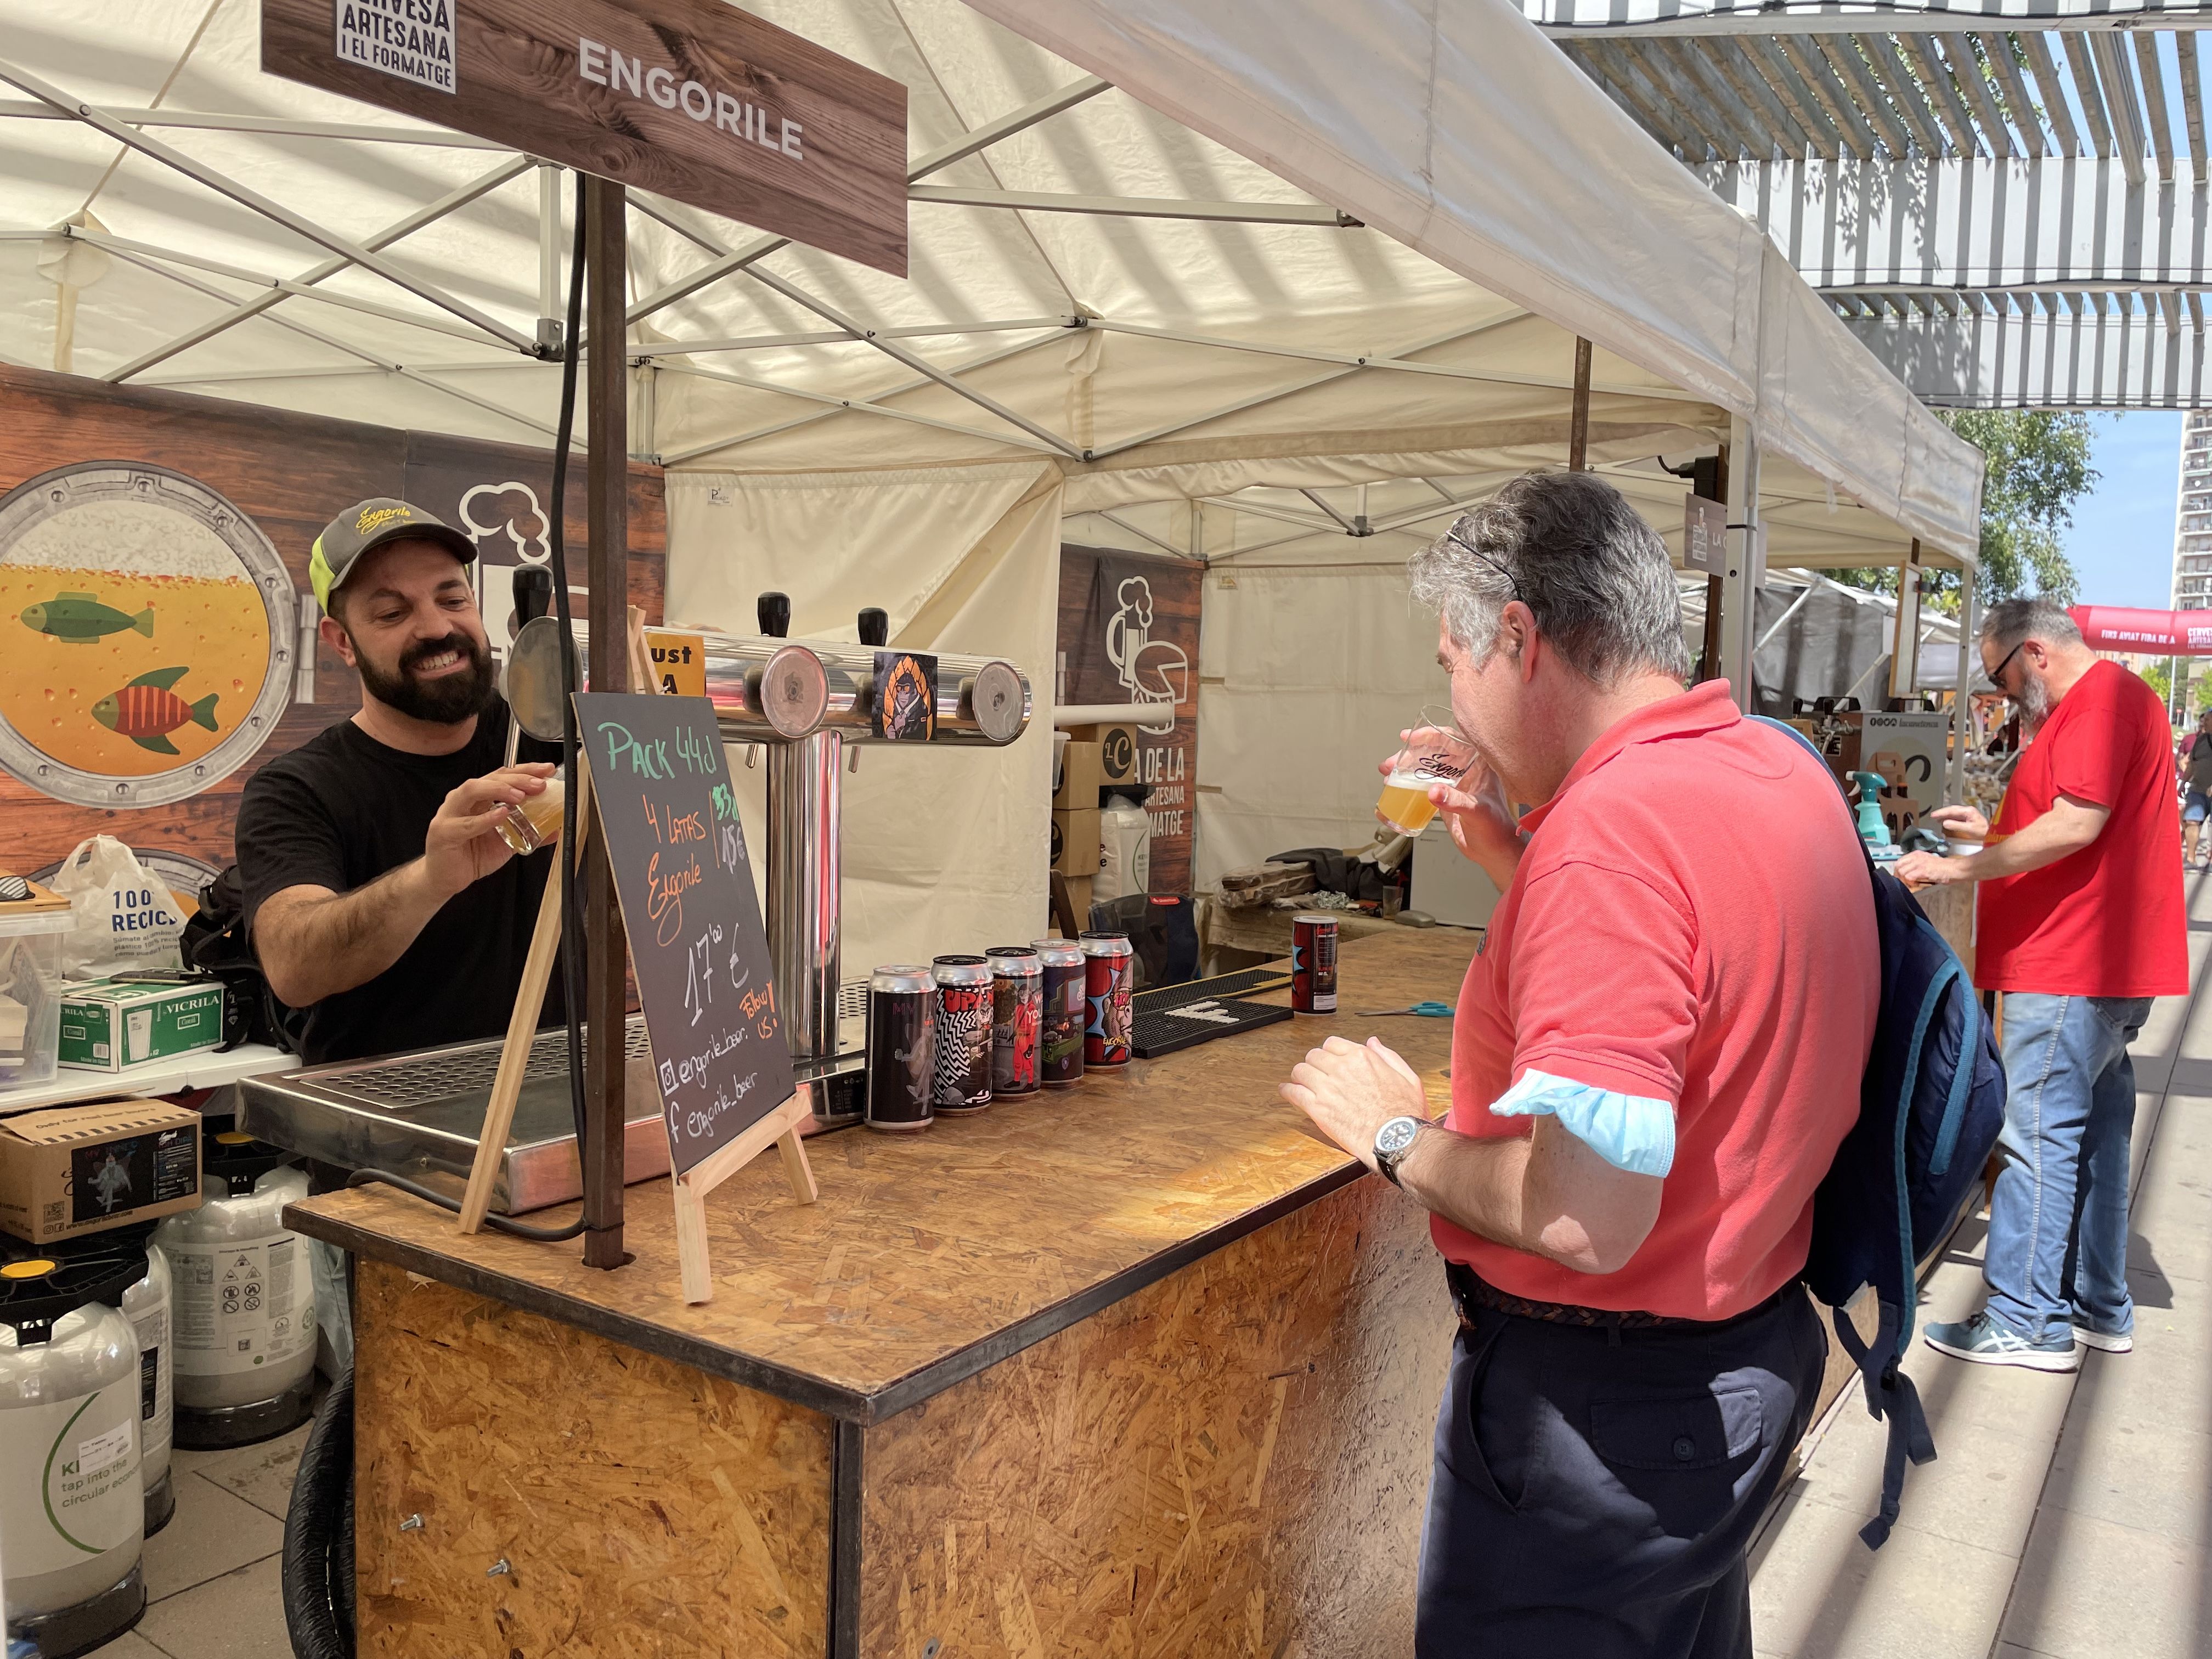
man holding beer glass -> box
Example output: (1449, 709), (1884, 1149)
(1281, 471), (1877, 1658)
(235, 498), (563, 1066)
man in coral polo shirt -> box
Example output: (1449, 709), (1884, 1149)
(1897, 597), (2186, 1370)
(1282, 473), (1878, 1659)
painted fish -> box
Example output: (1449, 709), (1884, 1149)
(90, 667), (218, 756)
(20, 591), (154, 644)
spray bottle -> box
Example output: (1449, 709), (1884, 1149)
(1848, 772), (1893, 849)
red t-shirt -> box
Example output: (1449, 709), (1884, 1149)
(1435, 682), (1880, 1321)
(1976, 658), (2187, 996)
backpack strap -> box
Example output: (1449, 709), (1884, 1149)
(1830, 1298), (1938, 1548)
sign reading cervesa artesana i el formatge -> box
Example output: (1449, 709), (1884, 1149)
(574, 691), (794, 1179)
(263, 0), (909, 276)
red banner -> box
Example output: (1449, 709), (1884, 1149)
(2071, 605), (2212, 655)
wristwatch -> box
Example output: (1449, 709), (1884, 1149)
(1373, 1115), (1424, 1187)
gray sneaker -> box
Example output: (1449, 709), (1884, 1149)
(1923, 1310), (2080, 1372)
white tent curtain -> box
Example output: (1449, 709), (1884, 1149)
(666, 461), (1060, 969)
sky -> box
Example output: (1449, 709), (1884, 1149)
(2061, 411), (2183, 611)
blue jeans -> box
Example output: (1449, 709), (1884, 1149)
(1983, 993), (2151, 1344)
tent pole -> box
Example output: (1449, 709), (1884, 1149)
(537, 163), (562, 355)
(1567, 336), (1592, 470)
(1697, 447), (1727, 684)
(582, 174), (630, 1272)
(1887, 539), (1923, 704)
(1719, 417), (1762, 713)
(1949, 577), (1978, 800)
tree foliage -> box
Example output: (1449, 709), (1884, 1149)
(1825, 409), (2097, 612)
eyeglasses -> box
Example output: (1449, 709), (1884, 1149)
(1984, 639), (2027, 691)
(1442, 524), (1523, 606)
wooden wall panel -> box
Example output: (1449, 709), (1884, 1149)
(353, 1257), (831, 1658)
(858, 1175), (1452, 1659)
(0, 366), (665, 884)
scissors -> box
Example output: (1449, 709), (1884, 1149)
(1356, 1000), (1455, 1017)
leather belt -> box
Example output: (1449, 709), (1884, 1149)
(1445, 1260), (1784, 1333)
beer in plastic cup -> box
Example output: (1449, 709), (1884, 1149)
(494, 777), (565, 856)
(1377, 713), (1477, 838)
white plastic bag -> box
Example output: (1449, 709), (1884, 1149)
(50, 835), (185, 978)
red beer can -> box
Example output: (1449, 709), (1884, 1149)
(1079, 931), (1134, 1067)
(1291, 913), (1338, 1014)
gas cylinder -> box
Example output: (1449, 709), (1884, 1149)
(151, 1131), (316, 1450)
(0, 1240), (147, 1657)
(40, 1224), (174, 1536)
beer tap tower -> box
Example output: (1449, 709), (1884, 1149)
(696, 594), (1030, 1127)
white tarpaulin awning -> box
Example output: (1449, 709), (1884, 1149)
(0, 0), (1987, 944)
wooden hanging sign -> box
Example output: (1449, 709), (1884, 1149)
(573, 687), (814, 1302)
(260, 0), (909, 275)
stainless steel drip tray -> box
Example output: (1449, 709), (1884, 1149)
(239, 1015), (670, 1216)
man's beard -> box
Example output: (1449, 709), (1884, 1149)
(352, 629), (494, 724)
(2012, 665), (2055, 732)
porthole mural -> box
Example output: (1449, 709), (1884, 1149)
(0, 462), (297, 808)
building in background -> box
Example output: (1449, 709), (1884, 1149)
(2175, 411), (2212, 613)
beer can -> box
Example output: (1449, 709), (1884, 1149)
(1291, 913), (1339, 1014)
(1032, 939), (1087, 1090)
(932, 955), (996, 1113)
(1079, 931), (1135, 1068)
(865, 966), (937, 1132)
(985, 946), (1044, 1098)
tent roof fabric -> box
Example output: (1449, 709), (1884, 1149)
(0, 0), (1980, 566)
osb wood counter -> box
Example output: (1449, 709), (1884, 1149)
(292, 930), (1471, 1658)
(291, 929), (1470, 1424)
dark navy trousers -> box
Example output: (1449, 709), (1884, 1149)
(1417, 1282), (1826, 1658)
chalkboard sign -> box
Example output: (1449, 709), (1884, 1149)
(575, 691), (794, 1177)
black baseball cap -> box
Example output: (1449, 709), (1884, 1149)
(310, 498), (475, 611)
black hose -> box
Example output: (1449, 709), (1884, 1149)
(281, 1368), (354, 1659)
(340, 174), (594, 1244)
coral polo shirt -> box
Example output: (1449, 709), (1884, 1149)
(1436, 682), (1880, 1321)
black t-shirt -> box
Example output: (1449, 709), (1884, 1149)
(2186, 732), (2212, 792)
(235, 701), (565, 1065)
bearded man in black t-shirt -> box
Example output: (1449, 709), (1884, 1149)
(236, 498), (563, 1065)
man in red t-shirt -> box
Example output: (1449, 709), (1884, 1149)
(1897, 597), (2186, 1372)
(1281, 473), (1877, 1659)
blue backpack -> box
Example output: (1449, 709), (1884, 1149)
(1754, 717), (2007, 1548)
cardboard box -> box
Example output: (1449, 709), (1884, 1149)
(1067, 723), (1140, 789)
(58, 977), (225, 1073)
(1053, 740), (1105, 809)
(1051, 808), (1102, 877)
(0, 1098), (203, 1245)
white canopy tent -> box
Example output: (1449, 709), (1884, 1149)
(0, 0), (1983, 956)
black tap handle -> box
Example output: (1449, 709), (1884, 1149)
(511, 565), (554, 625)
(857, 607), (889, 647)
(757, 591), (791, 638)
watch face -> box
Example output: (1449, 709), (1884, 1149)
(1376, 1118), (1418, 1156)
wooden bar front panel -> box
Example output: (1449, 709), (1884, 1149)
(859, 1174), (1453, 1658)
(353, 1259), (832, 1657)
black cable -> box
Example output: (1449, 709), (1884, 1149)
(549, 169), (591, 1178)
(341, 178), (594, 1245)
(345, 1170), (589, 1242)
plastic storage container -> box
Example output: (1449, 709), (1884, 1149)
(0, 905), (70, 1092)
(151, 1133), (316, 1449)
(0, 1240), (148, 1657)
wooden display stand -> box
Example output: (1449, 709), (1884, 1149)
(459, 612), (817, 1303)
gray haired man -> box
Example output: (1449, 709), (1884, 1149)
(1283, 471), (1877, 1657)
(1897, 598), (2186, 1370)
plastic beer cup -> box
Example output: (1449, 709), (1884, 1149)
(494, 776), (566, 856)
(1377, 711), (1478, 837)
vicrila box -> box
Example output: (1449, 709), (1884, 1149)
(58, 977), (225, 1073)
(0, 1098), (203, 1245)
